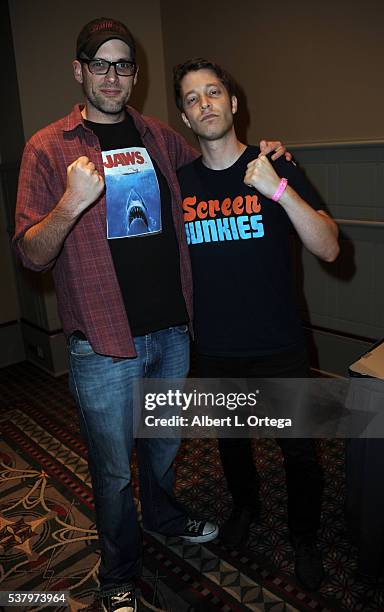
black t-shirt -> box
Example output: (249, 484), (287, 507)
(85, 115), (188, 336)
(177, 145), (322, 356)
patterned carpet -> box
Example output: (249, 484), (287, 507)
(0, 361), (383, 611)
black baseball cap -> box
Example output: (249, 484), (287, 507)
(76, 17), (136, 60)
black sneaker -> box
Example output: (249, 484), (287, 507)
(220, 506), (259, 548)
(100, 587), (136, 612)
(292, 536), (324, 591)
(179, 517), (219, 543)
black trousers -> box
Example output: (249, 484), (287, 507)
(196, 347), (324, 538)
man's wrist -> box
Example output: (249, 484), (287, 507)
(59, 190), (89, 219)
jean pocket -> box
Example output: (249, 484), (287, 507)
(173, 324), (189, 334)
(69, 335), (95, 357)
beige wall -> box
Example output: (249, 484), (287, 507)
(161, 0), (384, 146)
(10, 0), (384, 145)
(9, 0), (169, 140)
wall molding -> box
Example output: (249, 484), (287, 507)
(289, 140), (384, 150)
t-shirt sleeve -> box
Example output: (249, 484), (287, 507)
(272, 157), (324, 211)
(177, 159), (200, 189)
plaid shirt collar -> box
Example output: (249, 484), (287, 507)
(62, 103), (149, 138)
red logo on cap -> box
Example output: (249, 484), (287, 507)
(90, 21), (124, 33)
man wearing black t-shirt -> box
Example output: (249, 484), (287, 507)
(174, 58), (339, 592)
(14, 19), (298, 611)
(14, 20), (222, 612)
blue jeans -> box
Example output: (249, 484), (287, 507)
(68, 326), (189, 594)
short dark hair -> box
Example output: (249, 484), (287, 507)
(173, 58), (236, 111)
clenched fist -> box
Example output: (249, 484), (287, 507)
(66, 156), (105, 215)
(244, 154), (281, 201)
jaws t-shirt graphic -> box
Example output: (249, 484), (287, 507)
(102, 147), (162, 238)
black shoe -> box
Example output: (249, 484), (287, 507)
(220, 506), (259, 548)
(100, 587), (136, 612)
(292, 536), (324, 591)
(179, 517), (219, 543)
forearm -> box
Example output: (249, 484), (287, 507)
(19, 155), (104, 268)
(279, 186), (339, 262)
(22, 192), (82, 267)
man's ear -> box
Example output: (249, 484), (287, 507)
(73, 60), (83, 84)
(231, 95), (238, 115)
(181, 112), (191, 129)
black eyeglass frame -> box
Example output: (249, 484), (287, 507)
(80, 58), (137, 76)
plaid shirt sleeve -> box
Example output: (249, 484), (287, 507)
(13, 139), (65, 272)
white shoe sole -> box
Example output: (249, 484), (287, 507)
(101, 599), (137, 611)
(180, 525), (219, 543)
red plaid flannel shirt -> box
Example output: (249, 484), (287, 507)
(14, 104), (198, 358)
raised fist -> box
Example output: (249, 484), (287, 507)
(244, 154), (281, 200)
(66, 156), (104, 214)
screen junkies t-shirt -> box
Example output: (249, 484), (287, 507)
(85, 115), (188, 336)
(177, 146), (322, 356)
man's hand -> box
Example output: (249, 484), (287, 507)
(259, 139), (292, 162)
(245, 153), (339, 262)
(66, 156), (104, 215)
(20, 157), (104, 268)
(244, 154), (281, 200)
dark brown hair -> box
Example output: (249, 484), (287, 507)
(173, 58), (236, 111)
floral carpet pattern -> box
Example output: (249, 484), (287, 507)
(0, 362), (383, 611)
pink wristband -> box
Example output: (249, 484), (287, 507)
(272, 178), (288, 202)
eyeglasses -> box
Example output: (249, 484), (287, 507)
(81, 58), (136, 76)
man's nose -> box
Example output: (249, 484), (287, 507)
(105, 64), (119, 81)
(200, 96), (211, 110)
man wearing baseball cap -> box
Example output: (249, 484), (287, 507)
(14, 17), (285, 612)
